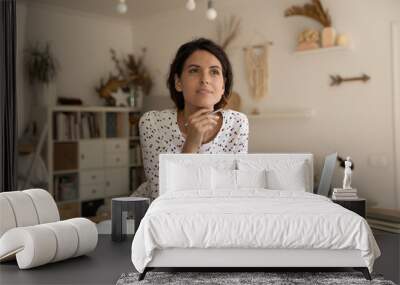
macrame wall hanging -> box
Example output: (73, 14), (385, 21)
(244, 43), (271, 114)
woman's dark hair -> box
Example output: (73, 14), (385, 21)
(167, 38), (233, 110)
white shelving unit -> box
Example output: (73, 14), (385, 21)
(47, 106), (144, 219)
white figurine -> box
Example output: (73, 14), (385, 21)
(342, 156), (352, 189)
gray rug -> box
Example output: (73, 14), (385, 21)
(116, 271), (396, 285)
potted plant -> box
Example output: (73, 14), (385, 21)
(25, 42), (59, 106)
(284, 0), (336, 48)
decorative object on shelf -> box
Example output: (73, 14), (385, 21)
(336, 33), (350, 47)
(110, 88), (129, 107)
(284, 0), (337, 48)
(296, 28), (320, 51)
(330, 74), (371, 86)
(25, 42), (59, 106)
(244, 43), (270, 115)
(116, 0), (128, 14)
(342, 157), (353, 189)
(95, 48), (152, 107)
(57, 97), (82, 106)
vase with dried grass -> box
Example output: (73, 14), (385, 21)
(284, 0), (336, 48)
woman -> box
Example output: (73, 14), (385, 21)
(139, 38), (249, 198)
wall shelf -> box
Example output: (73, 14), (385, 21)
(247, 109), (315, 119)
(294, 45), (352, 55)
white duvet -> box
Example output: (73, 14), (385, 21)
(131, 190), (380, 273)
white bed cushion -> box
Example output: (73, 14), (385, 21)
(236, 169), (267, 189)
(266, 162), (307, 191)
(213, 169), (237, 190)
(166, 162), (212, 191)
(237, 158), (310, 191)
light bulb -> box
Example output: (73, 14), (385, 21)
(116, 0), (128, 14)
(206, 0), (217, 20)
(186, 0), (196, 11)
(206, 8), (217, 20)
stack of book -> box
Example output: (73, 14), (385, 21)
(367, 208), (400, 234)
(332, 188), (358, 200)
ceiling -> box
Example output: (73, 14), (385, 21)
(29, 0), (186, 21)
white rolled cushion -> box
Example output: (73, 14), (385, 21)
(0, 196), (16, 237)
(66, 218), (98, 257)
(166, 162), (212, 191)
(0, 226), (57, 269)
(42, 221), (79, 262)
(212, 168), (237, 190)
(0, 191), (39, 227)
(23, 189), (60, 223)
(266, 162), (307, 191)
(236, 169), (267, 188)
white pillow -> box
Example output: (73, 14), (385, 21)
(236, 169), (267, 189)
(167, 163), (212, 191)
(266, 162), (307, 191)
(212, 168), (237, 190)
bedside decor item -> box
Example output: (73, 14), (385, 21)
(342, 157), (353, 189)
(284, 0), (336, 48)
(330, 74), (371, 86)
(296, 28), (320, 51)
(112, 197), (150, 242)
(25, 42), (59, 106)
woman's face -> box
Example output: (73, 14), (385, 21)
(175, 50), (225, 110)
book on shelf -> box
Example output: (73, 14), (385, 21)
(333, 188), (358, 193)
(106, 113), (117, 137)
(54, 112), (79, 141)
(80, 113), (101, 139)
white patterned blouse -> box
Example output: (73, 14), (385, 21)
(139, 108), (249, 197)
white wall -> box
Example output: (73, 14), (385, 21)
(131, 0), (400, 208)
(23, 2), (134, 106)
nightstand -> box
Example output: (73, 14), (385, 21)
(332, 198), (366, 218)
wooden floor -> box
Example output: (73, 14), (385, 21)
(1, 232), (398, 285)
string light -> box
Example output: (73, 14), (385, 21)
(186, 0), (196, 11)
(116, 0), (128, 14)
(206, 0), (217, 21)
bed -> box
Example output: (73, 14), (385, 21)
(131, 153), (380, 280)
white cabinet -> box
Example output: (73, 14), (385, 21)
(79, 140), (104, 169)
(105, 168), (129, 197)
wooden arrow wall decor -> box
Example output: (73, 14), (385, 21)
(330, 74), (371, 86)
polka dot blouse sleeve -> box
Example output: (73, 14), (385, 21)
(138, 111), (159, 196)
(234, 112), (249, 153)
